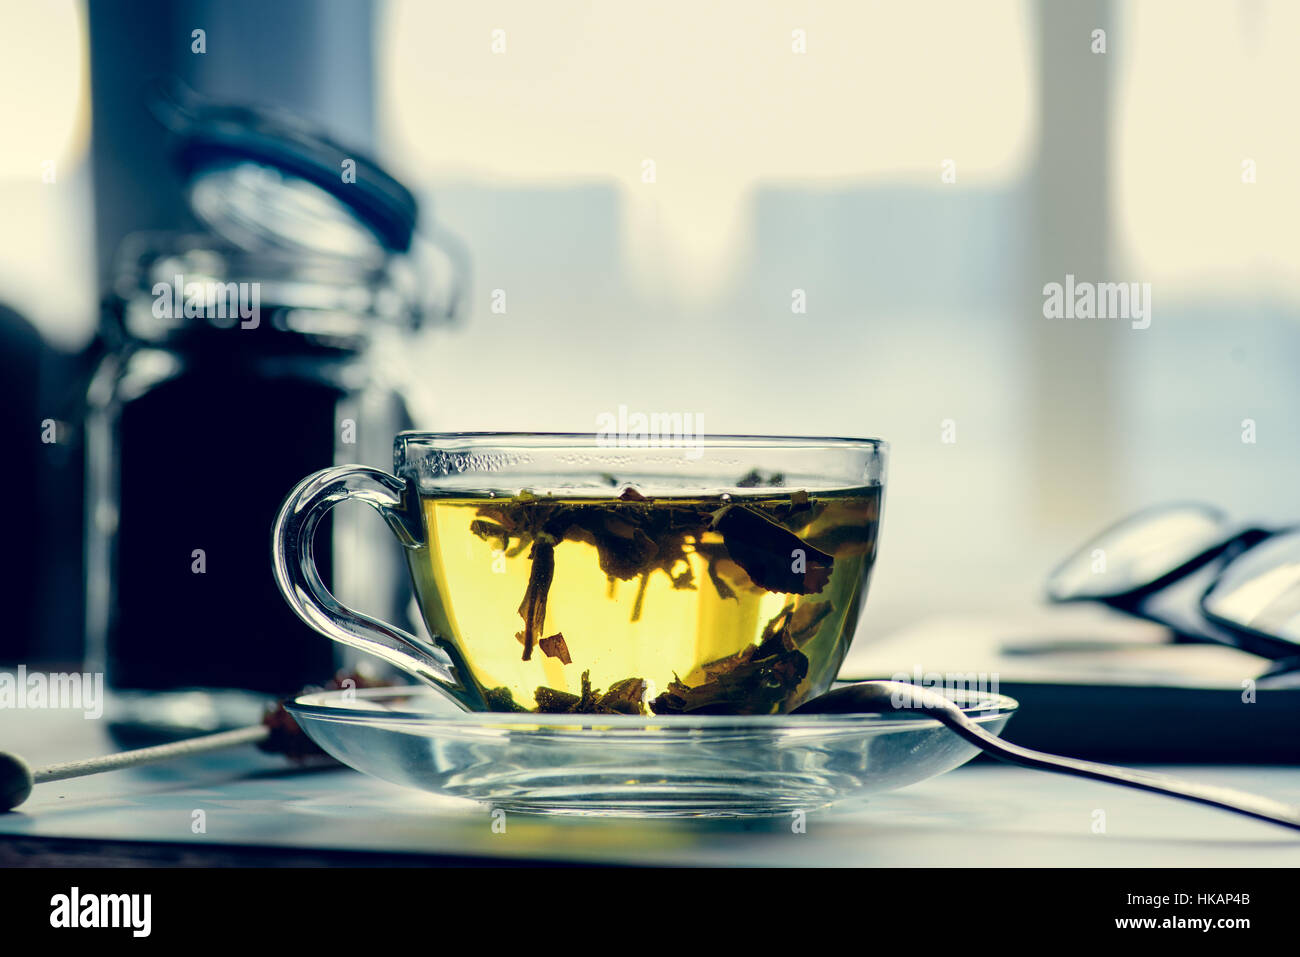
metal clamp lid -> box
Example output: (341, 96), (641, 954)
(152, 79), (419, 257)
(141, 79), (466, 326)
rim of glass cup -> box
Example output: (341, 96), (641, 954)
(394, 432), (888, 493)
(395, 431), (889, 450)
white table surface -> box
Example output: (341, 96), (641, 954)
(3, 706), (1299, 866)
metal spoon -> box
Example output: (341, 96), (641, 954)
(795, 680), (1300, 833)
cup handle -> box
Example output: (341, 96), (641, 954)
(271, 465), (475, 709)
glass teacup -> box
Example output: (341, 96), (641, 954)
(272, 433), (887, 714)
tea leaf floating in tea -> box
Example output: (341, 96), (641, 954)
(483, 686), (528, 712)
(694, 542), (738, 601)
(534, 684), (580, 713)
(647, 599), (832, 715)
(517, 539), (555, 660)
(538, 632), (572, 664)
(530, 670), (650, 715)
(599, 677), (650, 714)
(734, 469), (785, 488)
(709, 505), (833, 595)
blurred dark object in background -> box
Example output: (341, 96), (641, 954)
(1, 307), (76, 667)
(0, 304), (46, 667)
(0, 304), (95, 670)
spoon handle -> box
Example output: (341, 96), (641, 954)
(31, 725), (270, 784)
(935, 706), (1300, 832)
(1, 725), (273, 812)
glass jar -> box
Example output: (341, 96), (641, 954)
(84, 95), (462, 732)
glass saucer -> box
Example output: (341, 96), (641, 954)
(287, 685), (1018, 818)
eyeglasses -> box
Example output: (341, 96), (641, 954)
(1046, 504), (1300, 666)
